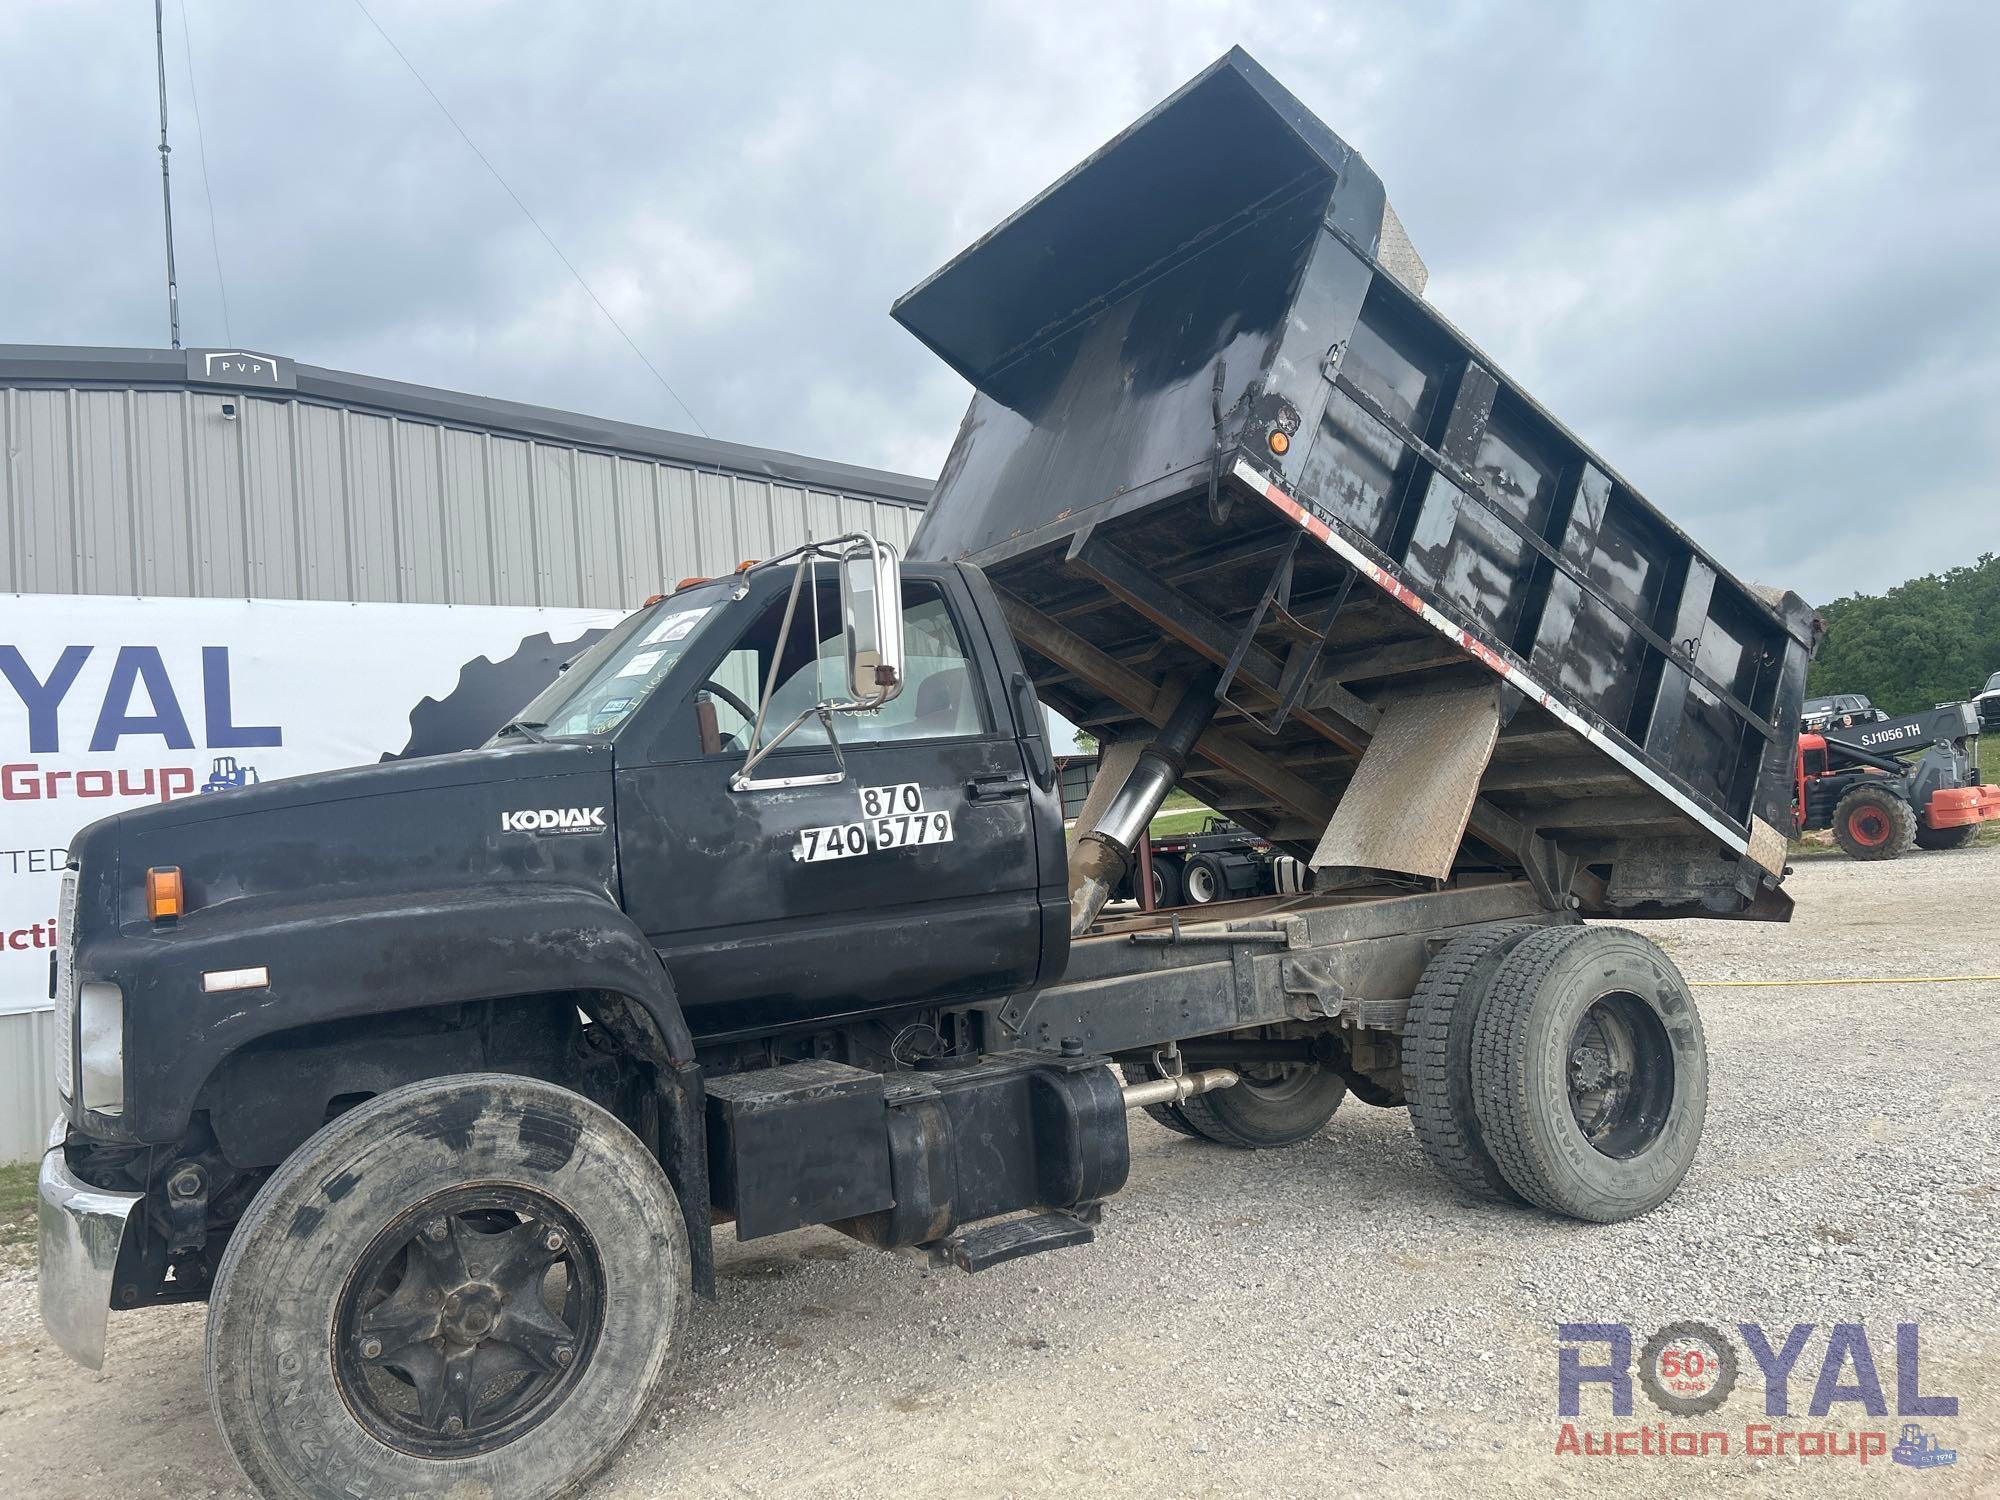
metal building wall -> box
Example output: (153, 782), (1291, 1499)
(0, 1008), (57, 1164)
(1, 385), (921, 608)
(1, 348), (930, 1161)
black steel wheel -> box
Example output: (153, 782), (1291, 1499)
(1832, 784), (1915, 859)
(207, 1073), (689, 1500)
(1470, 926), (1708, 1221)
(1148, 858), (1185, 910)
(332, 1186), (604, 1457)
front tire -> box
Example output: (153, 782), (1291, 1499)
(207, 1073), (689, 1500)
(1832, 784), (1915, 859)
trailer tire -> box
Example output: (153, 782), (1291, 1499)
(1832, 784), (1915, 859)
(1402, 924), (1539, 1203)
(1148, 858), (1185, 909)
(1177, 1053), (1346, 1148)
(207, 1073), (689, 1500)
(1119, 1062), (1202, 1138)
(1182, 854), (1226, 905)
(1471, 926), (1707, 1222)
(1913, 821), (1979, 851)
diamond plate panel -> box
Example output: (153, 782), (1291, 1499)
(1310, 682), (1501, 880)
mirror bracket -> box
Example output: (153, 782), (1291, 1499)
(730, 707), (848, 793)
(727, 531), (902, 795)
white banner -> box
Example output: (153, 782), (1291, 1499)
(0, 594), (627, 1015)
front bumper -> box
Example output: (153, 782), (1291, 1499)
(37, 1117), (142, 1370)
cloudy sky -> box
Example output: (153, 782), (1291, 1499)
(2, 0), (1994, 604)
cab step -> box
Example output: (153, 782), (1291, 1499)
(944, 1211), (1096, 1273)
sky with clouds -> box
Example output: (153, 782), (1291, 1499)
(2, 0), (1994, 605)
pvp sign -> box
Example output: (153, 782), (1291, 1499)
(0, 594), (626, 1015)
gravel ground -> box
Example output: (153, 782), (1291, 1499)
(1, 844), (1994, 1498)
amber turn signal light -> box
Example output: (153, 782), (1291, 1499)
(1268, 429), (1290, 455)
(146, 866), (184, 923)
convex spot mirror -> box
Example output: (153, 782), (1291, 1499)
(842, 541), (904, 707)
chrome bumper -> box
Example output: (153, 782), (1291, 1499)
(37, 1117), (142, 1370)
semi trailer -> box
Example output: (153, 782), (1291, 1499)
(40, 49), (1816, 1500)
(1123, 815), (1307, 907)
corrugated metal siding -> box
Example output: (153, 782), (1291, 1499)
(0, 1009), (57, 1164)
(1, 386), (923, 611)
(1, 377), (924, 1159)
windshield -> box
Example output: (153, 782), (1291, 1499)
(504, 585), (726, 739)
(1802, 698), (1832, 715)
(1986, 672), (2000, 692)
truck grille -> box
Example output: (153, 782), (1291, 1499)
(53, 869), (78, 1100)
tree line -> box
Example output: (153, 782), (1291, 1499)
(1806, 553), (1999, 715)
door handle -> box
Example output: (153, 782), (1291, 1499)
(968, 775), (1031, 801)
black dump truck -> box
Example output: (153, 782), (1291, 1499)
(40, 50), (1817, 1500)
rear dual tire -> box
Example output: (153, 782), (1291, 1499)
(1402, 925), (1535, 1203)
(1405, 924), (1708, 1221)
(1467, 926), (1708, 1221)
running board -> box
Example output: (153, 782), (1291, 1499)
(941, 1211), (1097, 1273)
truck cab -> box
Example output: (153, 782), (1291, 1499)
(42, 539), (1068, 1339)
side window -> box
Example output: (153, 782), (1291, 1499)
(690, 581), (988, 754)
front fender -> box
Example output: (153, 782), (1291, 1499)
(83, 881), (693, 1144)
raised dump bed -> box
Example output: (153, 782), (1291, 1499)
(900, 47), (1818, 921)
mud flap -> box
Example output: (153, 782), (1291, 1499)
(659, 1061), (714, 1299)
(1311, 682), (1501, 882)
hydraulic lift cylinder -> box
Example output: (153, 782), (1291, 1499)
(1068, 674), (1220, 932)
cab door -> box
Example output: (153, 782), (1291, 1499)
(614, 565), (1042, 1042)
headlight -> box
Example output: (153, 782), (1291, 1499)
(78, 981), (124, 1116)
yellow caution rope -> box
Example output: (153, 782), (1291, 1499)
(1689, 975), (2000, 988)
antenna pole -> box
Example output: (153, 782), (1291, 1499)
(154, 0), (181, 349)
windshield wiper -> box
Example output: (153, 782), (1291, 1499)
(495, 719), (551, 744)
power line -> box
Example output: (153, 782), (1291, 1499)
(349, 0), (710, 437)
(177, 0), (232, 345)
